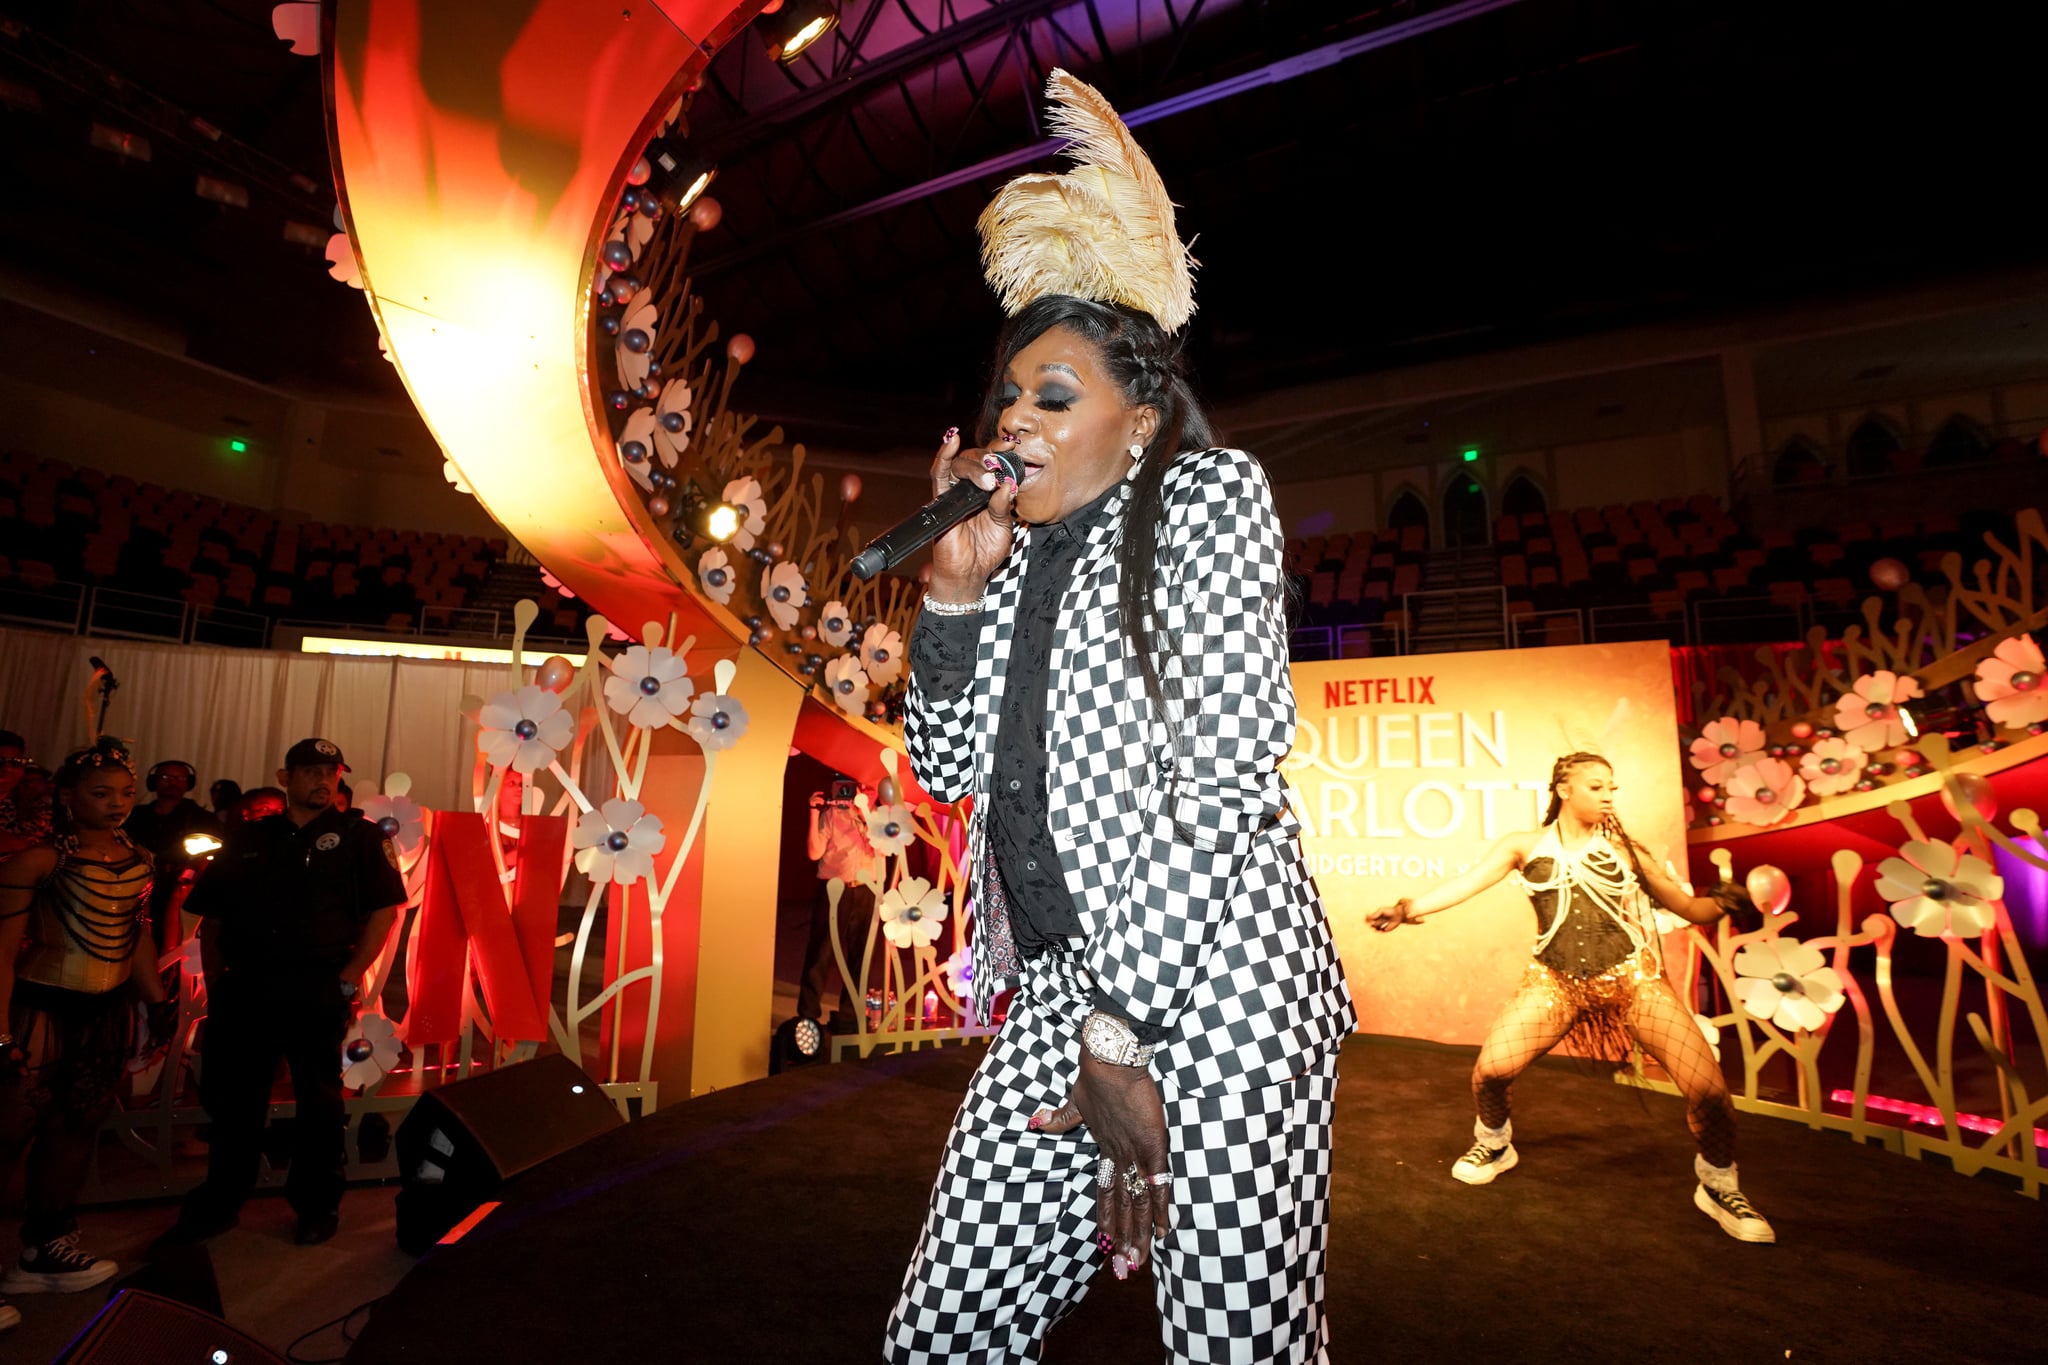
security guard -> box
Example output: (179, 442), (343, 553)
(155, 738), (405, 1249)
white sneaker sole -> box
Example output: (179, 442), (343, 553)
(1452, 1143), (1518, 1185)
(1694, 1184), (1776, 1243)
(1, 1260), (119, 1295)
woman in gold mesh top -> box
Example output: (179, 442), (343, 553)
(0, 737), (167, 1328)
(1368, 751), (1775, 1244)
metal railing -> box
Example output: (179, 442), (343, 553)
(1336, 621), (1405, 658)
(0, 577), (594, 654)
(1587, 602), (1691, 646)
(1691, 596), (1809, 646)
(1508, 608), (1584, 648)
(1402, 585), (1507, 649)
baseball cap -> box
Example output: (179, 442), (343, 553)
(284, 737), (349, 771)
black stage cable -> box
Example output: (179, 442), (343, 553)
(285, 1294), (384, 1364)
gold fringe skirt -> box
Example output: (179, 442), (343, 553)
(1521, 948), (1659, 1067)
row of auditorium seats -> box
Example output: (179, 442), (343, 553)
(1290, 491), (2022, 648)
(0, 450), (576, 636)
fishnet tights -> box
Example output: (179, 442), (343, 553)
(1471, 971), (1736, 1167)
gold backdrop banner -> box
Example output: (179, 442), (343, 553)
(1286, 641), (1686, 1044)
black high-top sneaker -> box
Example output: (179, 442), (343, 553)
(1451, 1118), (1518, 1186)
(2, 1231), (119, 1294)
(1694, 1157), (1776, 1243)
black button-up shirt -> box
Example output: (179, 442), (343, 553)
(185, 806), (407, 978)
(912, 481), (1166, 1042)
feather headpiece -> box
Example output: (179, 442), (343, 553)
(977, 69), (1196, 332)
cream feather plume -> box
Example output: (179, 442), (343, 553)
(977, 69), (1196, 332)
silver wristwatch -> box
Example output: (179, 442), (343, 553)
(1081, 1010), (1155, 1068)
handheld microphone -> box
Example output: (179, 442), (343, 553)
(849, 448), (1024, 581)
(88, 656), (118, 690)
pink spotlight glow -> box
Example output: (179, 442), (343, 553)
(1831, 1089), (2048, 1148)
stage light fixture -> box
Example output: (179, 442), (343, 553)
(761, 0), (839, 63)
(642, 138), (716, 213)
(770, 1014), (829, 1074)
(1898, 706), (1919, 739)
(183, 833), (223, 859)
(671, 483), (741, 548)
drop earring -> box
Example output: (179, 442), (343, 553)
(1127, 443), (1143, 462)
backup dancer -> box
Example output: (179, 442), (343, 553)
(1368, 751), (1773, 1243)
(0, 738), (168, 1332)
(886, 71), (1354, 1363)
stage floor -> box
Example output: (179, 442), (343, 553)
(345, 1036), (2046, 1363)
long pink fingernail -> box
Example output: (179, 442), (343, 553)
(1027, 1111), (1046, 1131)
(943, 427), (958, 442)
(1096, 1232), (1116, 1256)
(1110, 1254), (1128, 1281)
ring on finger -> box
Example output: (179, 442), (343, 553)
(1146, 1171), (1172, 1187)
(1123, 1169), (1148, 1199)
(1097, 1157), (1117, 1191)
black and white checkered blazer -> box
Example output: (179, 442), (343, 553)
(907, 447), (1355, 1095)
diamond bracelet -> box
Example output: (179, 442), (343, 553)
(921, 593), (985, 616)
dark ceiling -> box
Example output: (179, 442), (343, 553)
(2, 0), (2043, 451)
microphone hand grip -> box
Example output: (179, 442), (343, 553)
(849, 450), (1023, 582)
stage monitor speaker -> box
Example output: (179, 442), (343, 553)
(55, 1288), (285, 1365)
(394, 1051), (624, 1254)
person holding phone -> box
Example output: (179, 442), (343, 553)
(797, 774), (881, 1032)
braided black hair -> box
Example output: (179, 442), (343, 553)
(976, 295), (1221, 727)
(1545, 750), (1658, 898)
(51, 737), (136, 837)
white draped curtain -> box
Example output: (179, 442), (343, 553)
(0, 628), (581, 814)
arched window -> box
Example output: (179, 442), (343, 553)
(1501, 474), (1547, 520)
(1772, 437), (1826, 485)
(1845, 415), (1904, 479)
(1924, 414), (1990, 468)
(1387, 488), (1429, 547)
(1441, 477), (1489, 547)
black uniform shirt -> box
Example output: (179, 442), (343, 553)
(185, 806), (406, 975)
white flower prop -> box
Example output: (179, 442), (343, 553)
(359, 793), (425, 855)
(1975, 633), (2047, 730)
(1694, 1013), (1722, 1063)
(721, 476), (768, 551)
(604, 644), (694, 729)
(1732, 937), (1846, 1033)
(697, 548), (737, 604)
(653, 380), (693, 464)
(1875, 839), (2002, 938)
(862, 626), (905, 686)
(616, 290), (657, 389)
(943, 946), (973, 997)
(1798, 736), (1867, 796)
(868, 803), (915, 857)
(687, 691), (749, 751)
(619, 406), (660, 491)
(817, 600), (854, 649)
(573, 798), (666, 886)
(341, 1013), (401, 1090)
(478, 685), (574, 774)
(442, 458), (472, 494)
(824, 655), (871, 716)
(1832, 670), (1924, 751)
(1688, 717), (1765, 785)
(1724, 758), (1804, 827)
(879, 876), (947, 949)
(762, 561), (808, 631)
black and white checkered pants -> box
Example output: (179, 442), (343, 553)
(884, 949), (1339, 1364)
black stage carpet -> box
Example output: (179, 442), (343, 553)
(346, 1037), (2047, 1363)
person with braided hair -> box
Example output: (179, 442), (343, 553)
(1367, 751), (1774, 1243)
(887, 69), (1353, 1364)
(0, 738), (168, 1331)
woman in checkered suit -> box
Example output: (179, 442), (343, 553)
(881, 290), (1356, 1365)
